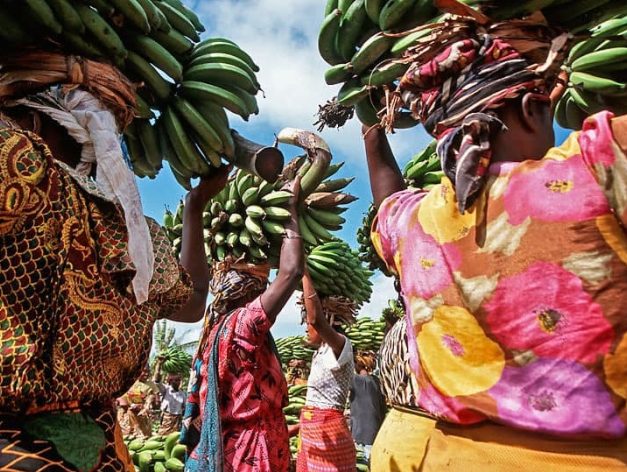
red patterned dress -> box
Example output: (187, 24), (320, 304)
(188, 297), (290, 472)
(0, 127), (192, 471)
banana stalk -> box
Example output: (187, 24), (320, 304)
(231, 131), (285, 183)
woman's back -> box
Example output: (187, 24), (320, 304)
(372, 112), (627, 438)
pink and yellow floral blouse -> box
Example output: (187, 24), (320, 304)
(372, 112), (627, 439)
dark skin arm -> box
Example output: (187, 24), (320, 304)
(362, 124), (405, 208)
(168, 165), (231, 323)
(302, 270), (345, 359)
(260, 177), (304, 323)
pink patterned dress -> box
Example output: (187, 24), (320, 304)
(372, 112), (627, 439)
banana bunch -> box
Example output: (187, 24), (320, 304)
(283, 384), (308, 425)
(162, 201), (185, 256)
(124, 431), (186, 472)
(318, 0), (626, 130)
(276, 336), (316, 365)
(382, 298), (404, 322)
(355, 444), (370, 472)
(556, 18), (627, 130)
(403, 140), (444, 189)
(356, 204), (389, 275)
(0, 0), (266, 188)
(306, 241), (373, 305)
(344, 316), (386, 351)
(299, 162), (358, 247)
(159, 346), (192, 375)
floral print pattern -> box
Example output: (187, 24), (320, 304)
(373, 112), (627, 438)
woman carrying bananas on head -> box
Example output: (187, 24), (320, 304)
(294, 275), (356, 472)
(180, 176), (304, 472)
(0, 49), (227, 470)
(361, 4), (627, 471)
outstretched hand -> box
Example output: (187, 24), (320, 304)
(186, 164), (232, 208)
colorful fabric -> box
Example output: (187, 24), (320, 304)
(389, 18), (567, 212)
(0, 127), (192, 464)
(0, 408), (134, 472)
(305, 338), (354, 411)
(377, 318), (418, 407)
(370, 408), (627, 472)
(296, 406), (356, 472)
(182, 297), (290, 472)
(372, 112), (627, 438)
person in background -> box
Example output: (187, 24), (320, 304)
(181, 177), (304, 472)
(363, 7), (627, 471)
(152, 358), (186, 436)
(295, 271), (356, 472)
(349, 353), (387, 465)
(125, 366), (160, 439)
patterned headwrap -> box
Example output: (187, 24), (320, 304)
(208, 260), (270, 321)
(385, 12), (568, 213)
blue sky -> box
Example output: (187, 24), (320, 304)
(139, 0), (572, 343)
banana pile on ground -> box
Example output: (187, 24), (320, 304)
(556, 18), (627, 130)
(124, 431), (185, 472)
(345, 316), (386, 351)
(0, 0), (261, 186)
(318, 0), (626, 129)
(158, 346), (192, 376)
(276, 336), (316, 366)
(162, 156), (358, 266)
(306, 241), (373, 305)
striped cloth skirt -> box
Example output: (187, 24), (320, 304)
(296, 406), (356, 472)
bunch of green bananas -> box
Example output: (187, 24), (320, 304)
(0, 0), (264, 188)
(276, 336), (316, 365)
(319, 0), (626, 129)
(403, 140), (444, 189)
(344, 316), (386, 351)
(356, 444), (370, 472)
(283, 384), (308, 426)
(306, 241), (373, 305)
(124, 431), (185, 472)
(159, 346), (192, 375)
(356, 204), (389, 275)
(556, 18), (627, 130)
(382, 298), (405, 322)
(162, 153), (358, 266)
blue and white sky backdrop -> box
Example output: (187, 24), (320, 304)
(138, 0), (572, 343)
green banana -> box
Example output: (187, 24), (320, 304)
(379, 0), (416, 31)
(181, 81), (251, 119)
(298, 215), (319, 246)
(126, 51), (173, 101)
(155, 1), (199, 41)
(171, 97), (224, 154)
(390, 28), (431, 56)
(325, 63), (354, 85)
(125, 34), (184, 82)
(571, 47), (627, 72)
(264, 206), (291, 221)
(160, 0), (205, 32)
(242, 187), (260, 206)
(325, 0), (339, 16)
(307, 207), (346, 227)
(162, 108), (206, 176)
(246, 205), (266, 219)
(365, 0), (384, 23)
(136, 0), (163, 31)
(318, 9), (344, 65)
(570, 71), (626, 95)
(260, 190), (292, 206)
(194, 101), (235, 159)
(338, 79), (370, 106)
(351, 32), (394, 74)
(47, 0), (84, 33)
(76, 4), (127, 63)
(185, 63), (259, 95)
(192, 41), (260, 73)
(24, 0), (63, 35)
(136, 119), (162, 169)
(150, 28), (193, 55)
(189, 53), (259, 87)
(109, 0), (151, 33)
(338, 0), (368, 61)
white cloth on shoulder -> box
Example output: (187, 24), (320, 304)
(14, 89), (154, 304)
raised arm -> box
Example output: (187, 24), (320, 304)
(362, 124), (405, 208)
(168, 165), (231, 323)
(302, 269), (345, 358)
(260, 177), (305, 323)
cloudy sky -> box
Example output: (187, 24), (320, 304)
(138, 0), (571, 345)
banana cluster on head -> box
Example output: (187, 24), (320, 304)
(556, 17), (627, 130)
(318, 0), (627, 130)
(0, 0), (265, 189)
